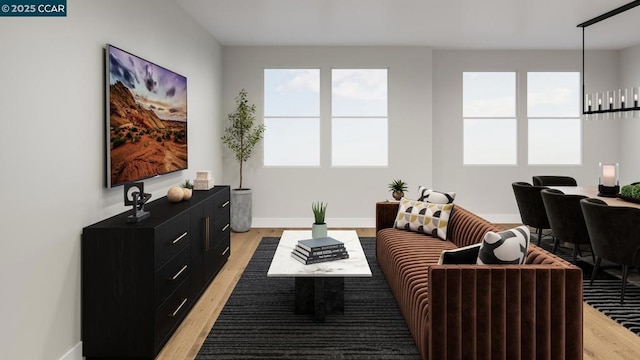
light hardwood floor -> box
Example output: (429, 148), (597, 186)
(157, 228), (640, 360)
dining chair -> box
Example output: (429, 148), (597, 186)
(580, 197), (640, 304)
(512, 182), (551, 246)
(541, 189), (593, 264)
(532, 175), (578, 187)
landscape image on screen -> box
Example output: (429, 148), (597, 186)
(107, 45), (187, 187)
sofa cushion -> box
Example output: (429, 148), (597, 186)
(417, 186), (456, 204)
(394, 197), (453, 240)
(477, 225), (530, 265)
(437, 243), (481, 265)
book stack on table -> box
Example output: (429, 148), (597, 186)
(291, 237), (349, 265)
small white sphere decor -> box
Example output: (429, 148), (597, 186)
(182, 188), (192, 201)
(167, 186), (184, 203)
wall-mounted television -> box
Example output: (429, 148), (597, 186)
(105, 44), (188, 188)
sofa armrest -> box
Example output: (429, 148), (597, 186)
(428, 265), (583, 360)
(376, 201), (399, 234)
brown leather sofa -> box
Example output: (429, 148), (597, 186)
(376, 202), (583, 360)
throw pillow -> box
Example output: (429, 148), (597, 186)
(437, 243), (482, 265)
(477, 226), (530, 265)
(417, 186), (456, 204)
(394, 197), (453, 240)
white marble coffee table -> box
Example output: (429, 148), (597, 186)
(267, 230), (372, 322)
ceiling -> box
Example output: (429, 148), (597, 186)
(175, 0), (640, 50)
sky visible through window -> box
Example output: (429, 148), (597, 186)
(463, 71), (581, 165)
(527, 72), (581, 165)
(264, 69), (320, 166)
(263, 68), (388, 167)
(332, 69), (388, 166)
(463, 72), (517, 165)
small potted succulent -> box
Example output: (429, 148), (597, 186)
(388, 179), (408, 200)
(181, 179), (193, 200)
(311, 201), (328, 239)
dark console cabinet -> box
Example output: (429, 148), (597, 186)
(82, 186), (230, 359)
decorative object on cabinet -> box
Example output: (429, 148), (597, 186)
(311, 201), (328, 239)
(167, 185), (184, 203)
(181, 179), (193, 200)
(221, 89), (265, 232)
(82, 186), (230, 359)
(123, 181), (151, 223)
(194, 170), (215, 190)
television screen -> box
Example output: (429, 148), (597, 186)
(105, 44), (187, 187)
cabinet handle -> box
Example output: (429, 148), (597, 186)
(172, 232), (188, 244)
(169, 265), (188, 281)
(205, 216), (210, 252)
(221, 200), (230, 208)
(222, 246), (230, 256)
(222, 224), (230, 232)
(169, 298), (188, 318)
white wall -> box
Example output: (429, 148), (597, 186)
(618, 44), (640, 184)
(222, 47), (433, 227)
(0, 1), (223, 359)
(432, 50), (619, 221)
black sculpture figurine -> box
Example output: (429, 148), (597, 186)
(124, 182), (152, 223)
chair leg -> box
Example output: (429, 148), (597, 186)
(537, 228), (542, 246)
(572, 245), (578, 264)
(621, 265), (629, 304)
(591, 257), (602, 286)
(552, 237), (558, 254)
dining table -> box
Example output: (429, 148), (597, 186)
(548, 185), (640, 209)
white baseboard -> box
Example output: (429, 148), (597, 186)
(252, 217), (375, 228)
(479, 214), (522, 224)
(59, 342), (82, 360)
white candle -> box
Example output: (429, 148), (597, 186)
(602, 165), (616, 187)
(622, 95), (625, 102)
(636, 94), (639, 101)
(609, 97), (613, 104)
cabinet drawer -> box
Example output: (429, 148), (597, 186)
(155, 212), (190, 266)
(154, 277), (190, 352)
(211, 211), (230, 247)
(211, 190), (230, 222)
(155, 246), (190, 308)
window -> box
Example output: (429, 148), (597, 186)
(263, 69), (320, 166)
(527, 72), (581, 165)
(463, 72), (517, 165)
(331, 69), (388, 166)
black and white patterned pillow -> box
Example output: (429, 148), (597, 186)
(437, 243), (482, 265)
(417, 186), (456, 204)
(394, 197), (453, 240)
(477, 226), (530, 265)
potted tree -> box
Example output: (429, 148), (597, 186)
(311, 201), (328, 239)
(221, 89), (265, 232)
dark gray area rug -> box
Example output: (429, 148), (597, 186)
(196, 237), (421, 360)
(537, 238), (640, 336)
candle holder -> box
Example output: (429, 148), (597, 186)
(597, 92), (603, 111)
(598, 162), (620, 197)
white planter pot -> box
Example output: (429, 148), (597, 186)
(231, 189), (252, 232)
(312, 223), (327, 238)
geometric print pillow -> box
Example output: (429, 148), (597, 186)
(417, 186), (456, 204)
(476, 225), (530, 265)
(394, 197), (453, 240)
